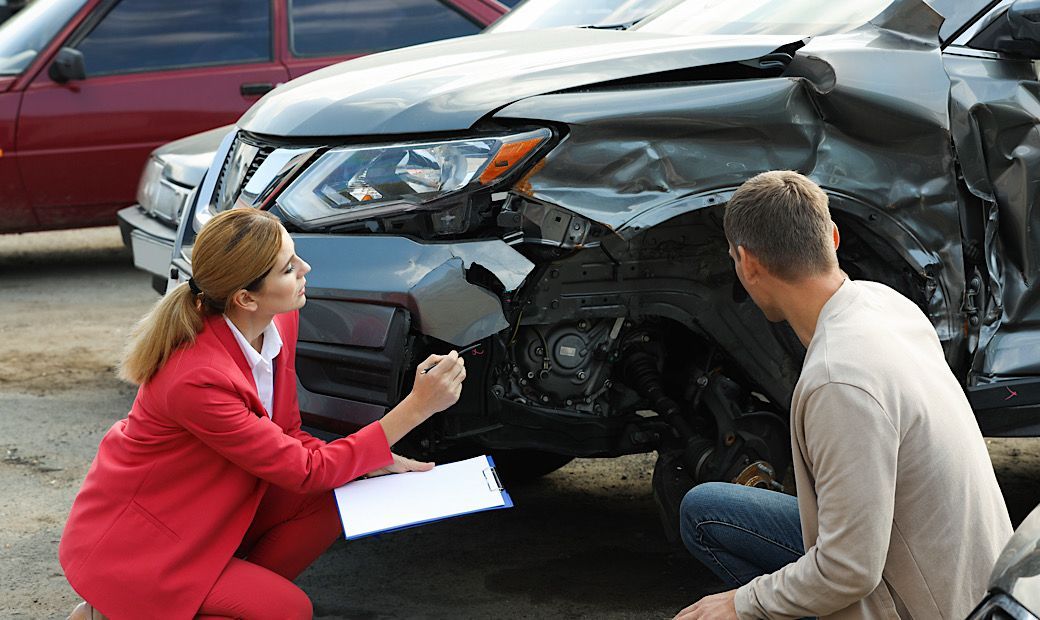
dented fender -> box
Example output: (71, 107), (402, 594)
(494, 0), (966, 363)
(946, 49), (1040, 377)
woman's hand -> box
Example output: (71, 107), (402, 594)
(409, 351), (466, 418)
(377, 350), (467, 447)
(365, 453), (435, 477)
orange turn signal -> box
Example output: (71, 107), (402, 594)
(478, 135), (546, 185)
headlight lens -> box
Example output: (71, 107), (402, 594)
(276, 128), (550, 228)
(136, 156), (192, 224)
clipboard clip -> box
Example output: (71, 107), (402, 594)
(482, 467), (504, 492)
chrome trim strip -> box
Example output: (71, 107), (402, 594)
(197, 129), (238, 220)
(944, 45), (1004, 60)
(218, 141), (260, 211)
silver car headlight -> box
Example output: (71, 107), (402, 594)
(136, 156), (192, 225)
(136, 157), (164, 205)
(275, 128), (551, 228)
(136, 157), (164, 212)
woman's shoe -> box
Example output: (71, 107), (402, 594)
(67, 601), (109, 620)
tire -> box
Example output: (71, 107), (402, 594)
(490, 450), (574, 485)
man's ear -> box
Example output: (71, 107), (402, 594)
(228, 289), (258, 313)
(736, 245), (762, 282)
(832, 222), (840, 251)
(732, 243), (745, 265)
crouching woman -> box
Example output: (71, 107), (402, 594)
(60, 208), (466, 619)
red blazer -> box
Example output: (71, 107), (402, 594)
(59, 311), (392, 620)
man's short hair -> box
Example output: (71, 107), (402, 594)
(723, 170), (837, 281)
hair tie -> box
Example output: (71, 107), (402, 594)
(187, 277), (202, 296)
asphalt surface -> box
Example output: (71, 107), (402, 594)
(1, 226), (1038, 619)
(0, 226), (713, 619)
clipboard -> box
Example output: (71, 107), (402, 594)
(333, 455), (513, 540)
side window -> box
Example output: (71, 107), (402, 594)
(929, 0), (1003, 43)
(76, 0), (271, 76)
(289, 0), (481, 58)
(963, 7), (1009, 53)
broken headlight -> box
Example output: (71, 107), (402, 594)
(276, 128), (550, 228)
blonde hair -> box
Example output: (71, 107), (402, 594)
(119, 209), (283, 384)
(723, 170), (837, 281)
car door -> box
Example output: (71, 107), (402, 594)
(16, 0), (289, 229)
(282, 0), (494, 80)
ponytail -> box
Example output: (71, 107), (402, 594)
(117, 207), (283, 385)
(118, 282), (206, 385)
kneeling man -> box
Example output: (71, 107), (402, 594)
(676, 171), (1012, 619)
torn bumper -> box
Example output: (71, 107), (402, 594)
(295, 234), (532, 345)
(292, 234), (533, 431)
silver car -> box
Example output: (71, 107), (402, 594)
(148, 0), (1040, 529)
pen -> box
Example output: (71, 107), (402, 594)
(420, 342), (483, 374)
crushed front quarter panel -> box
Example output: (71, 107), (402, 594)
(947, 49), (1040, 377)
(495, 0), (965, 379)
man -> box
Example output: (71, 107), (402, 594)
(675, 171), (1012, 619)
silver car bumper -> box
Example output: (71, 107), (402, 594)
(116, 205), (176, 283)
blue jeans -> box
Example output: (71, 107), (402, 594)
(680, 482), (804, 588)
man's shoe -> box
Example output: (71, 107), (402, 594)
(67, 601), (109, 620)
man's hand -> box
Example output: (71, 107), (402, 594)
(365, 453), (434, 477)
(673, 590), (738, 620)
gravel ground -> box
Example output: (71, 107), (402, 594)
(1, 226), (1038, 619)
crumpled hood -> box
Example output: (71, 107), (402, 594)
(239, 28), (800, 138)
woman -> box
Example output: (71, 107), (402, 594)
(61, 208), (466, 619)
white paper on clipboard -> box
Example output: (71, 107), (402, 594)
(333, 454), (513, 540)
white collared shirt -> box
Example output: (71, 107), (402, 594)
(223, 316), (283, 419)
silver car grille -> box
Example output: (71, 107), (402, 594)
(210, 133), (316, 213)
(214, 136), (274, 212)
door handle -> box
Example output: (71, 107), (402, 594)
(240, 82), (275, 97)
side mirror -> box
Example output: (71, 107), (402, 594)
(48, 47), (85, 83)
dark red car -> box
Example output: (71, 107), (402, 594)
(0, 0), (511, 234)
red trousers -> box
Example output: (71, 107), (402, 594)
(195, 486), (342, 620)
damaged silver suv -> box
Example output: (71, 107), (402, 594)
(172, 0), (1040, 527)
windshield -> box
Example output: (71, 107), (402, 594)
(633, 0), (894, 37)
(488, 0), (677, 33)
(0, 0), (87, 76)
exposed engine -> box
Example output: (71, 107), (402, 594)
(501, 318), (627, 414)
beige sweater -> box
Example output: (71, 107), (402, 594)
(735, 279), (1012, 619)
